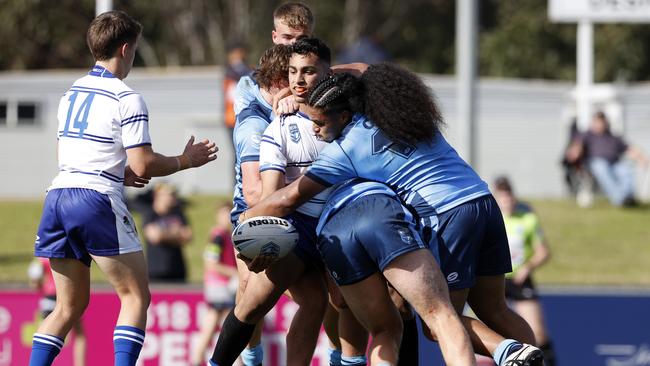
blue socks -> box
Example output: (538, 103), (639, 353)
(328, 347), (342, 366)
(341, 354), (367, 366)
(113, 325), (145, 366)
(493, 339), (523, 365)
(29, 333), (64, 366)
(241, 343), (263, 366)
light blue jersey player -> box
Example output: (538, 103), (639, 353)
(315, 179), (431, 365)
(230, 84), (275, 223)
(30, 11), (217, 366)
(242, 66), (545, 366)
(316, 179), (425, 284)
(306, 114), (502, 288)
(219, 44), (296, 366)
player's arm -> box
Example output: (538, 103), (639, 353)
(240, 174), (326, 222)
(124, 165), (149, 188)
(126, 136), (217, 178)
(121, 94), (217, 178)
(241, 161), (263, 206)
(258, 121), (288, 200)
(260, 170), (286, 200)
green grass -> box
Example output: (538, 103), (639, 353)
(1, 196), (649, 286)
(530, 198), (650, 286)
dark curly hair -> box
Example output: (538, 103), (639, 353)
(291, 37), (331, 65)
(360, 62), (444, 144)
(253, 44), (292, 89)
(308, 63), (444, 144)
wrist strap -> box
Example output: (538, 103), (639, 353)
(175, 156), (182, 172)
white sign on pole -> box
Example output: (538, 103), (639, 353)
(549, 0), (650, 23)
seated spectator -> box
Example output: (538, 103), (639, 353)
(565, 111), (648, 207)
(143, 183), (193, 283)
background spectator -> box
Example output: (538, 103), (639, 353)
(493, 176), (557, 366)
(565, 111), (648, 207)
(337, 34), (390, 65)
(223, 42), (253, 141)
(143, 183), (193, 283)
(27, 258), (86, 366)
(191, 201), (238, 366)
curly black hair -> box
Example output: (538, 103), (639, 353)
(253, 44), (292, 90)
(308, 63), (444, 145)
(360, 62), (444, 144)
(291, 37), (331, 65)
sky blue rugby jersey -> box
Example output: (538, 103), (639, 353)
(230, 86), (275, 223)
(305, 114), (490, 217)
(316, 179), (398, 235)
(233, 75), (259, 116)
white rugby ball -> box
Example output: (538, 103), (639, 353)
(232, 216), (299, 260)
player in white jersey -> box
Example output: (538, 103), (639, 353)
(211, 38), (332, 366)
(29, 11), (217, 366)
(229, 6), (314, 365)
(259, 38), (370, 366)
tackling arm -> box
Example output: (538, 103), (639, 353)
(241, 174), (326, 221)
(126, 136), (217, 178)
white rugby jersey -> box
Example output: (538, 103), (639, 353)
(259, 112), (333, 217)
(49, 65), (151, 195)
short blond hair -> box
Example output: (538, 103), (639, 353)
(273, 2), (315, 33)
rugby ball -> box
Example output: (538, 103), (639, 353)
(232, 216), (299, 260)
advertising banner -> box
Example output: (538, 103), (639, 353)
(0, 289), (330, 366)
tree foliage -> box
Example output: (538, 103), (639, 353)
(2, 0), (650, 82)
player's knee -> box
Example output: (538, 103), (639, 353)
(326, 286), (347, 310)
(53, 303), (87, 324)
(388, 288), (412, 319)
(235, 304), (264, 324)
(119, 286), (150, 312)
(368, 313), (402, 340)
(141, 287), (152, 309)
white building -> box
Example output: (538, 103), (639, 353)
(1, 66), (649, 199)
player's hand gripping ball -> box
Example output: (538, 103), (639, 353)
(232, 216), (299, 260)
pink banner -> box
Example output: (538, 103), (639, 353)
(0, 289), (330, 366)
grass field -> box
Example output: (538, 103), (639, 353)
(1, 195), (649, 286)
